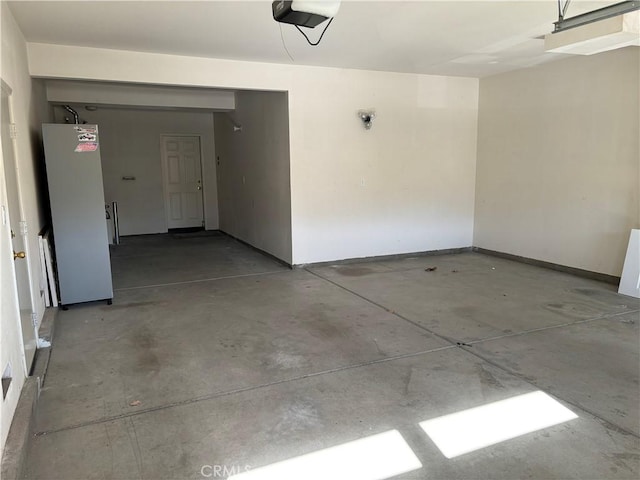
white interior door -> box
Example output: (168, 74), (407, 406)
(161, 136), (204, 229)
(1, 83), (37, 370)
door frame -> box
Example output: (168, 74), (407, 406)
(159, 134), (206, 230)
(1, 79), (36, 372)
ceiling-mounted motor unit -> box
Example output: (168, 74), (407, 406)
(272, 1), (341, 28)
(545, 1), (640, 55)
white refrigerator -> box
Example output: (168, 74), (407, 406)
(42, 123), (113, 307)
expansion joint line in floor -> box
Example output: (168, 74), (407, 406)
(305, 268), (466, 347)
(306, 268), (640, 439)
(113, 269), (286, 292)
(467, 308), (640, 345)
(34, 345), (454, 437)
(457, 344), (640, 439)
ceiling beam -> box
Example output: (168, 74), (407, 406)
(553, 0), (640, 32)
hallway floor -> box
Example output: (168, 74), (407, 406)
(25, 233), (639, 479)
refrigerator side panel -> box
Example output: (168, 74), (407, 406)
(42, 124), (113, 305)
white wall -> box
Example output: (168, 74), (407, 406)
(52, 106), (219, 235)
(0, 3), (50, 458)
(28, 43), (480, 264)
(288, 70), (478, 263)
(475, 47), (640, 276)
(215, 91), (292, 263)
(2, 9), (49, 324)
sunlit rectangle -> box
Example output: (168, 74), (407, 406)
(228, 429), (422, 480)
(420, 390), (578, 458)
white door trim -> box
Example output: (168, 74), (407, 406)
(0, 79), (33, 373)
(1, 81), (38, 308)
(1, 80), (38, 314)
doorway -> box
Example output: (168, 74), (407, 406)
(160, 135), (205, 230)
(1, 81), (37, 370)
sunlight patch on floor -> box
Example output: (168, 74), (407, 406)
(228, 429), (422, 480)
(420, 390), (578, 458)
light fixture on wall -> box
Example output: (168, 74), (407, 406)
(224, 112), (243, 133)
(358, 110), (375, 130)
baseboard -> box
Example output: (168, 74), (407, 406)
(293, 244), (618, 285)
(1, 377), (38, 480)
(38, 307), (55, 342)
(472, 247), (620, 285)
(220, 231), (293, 268)
(295, 247), (473, 269)
(1, 307), (58, 480)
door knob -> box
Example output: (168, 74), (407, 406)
(13, 251), (25, 260)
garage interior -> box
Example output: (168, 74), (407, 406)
(0, 1), (638, 480)
(23, 235), (640, 479)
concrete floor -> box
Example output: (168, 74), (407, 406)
(25, 233), (639, 479)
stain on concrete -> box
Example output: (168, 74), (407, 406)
(613, 408), (628, 418)
(372, 339), (386, 357)
(133, 328), (157, 349)
(545, 302), (603, 319)
(403, 366), (415, 396)
(334, 266), (375, 277)
(476, 364), (505, 389)
(619, 316), (636, 325)
(574, 288), (607, 298)
(132, 327), (160, 369)
(603, 421), (637, 439)
(311, 321), (343, 338)
(301, 304), (348, 339)
(101, 301), (162, 311)
(271, 398), (322, 436)
(607, 452), (640, 473)
(573, 288), (631, 309)
(452, 306), (479, 318)
(268, 351), (307, 370)
(611, 453), (640, 461)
